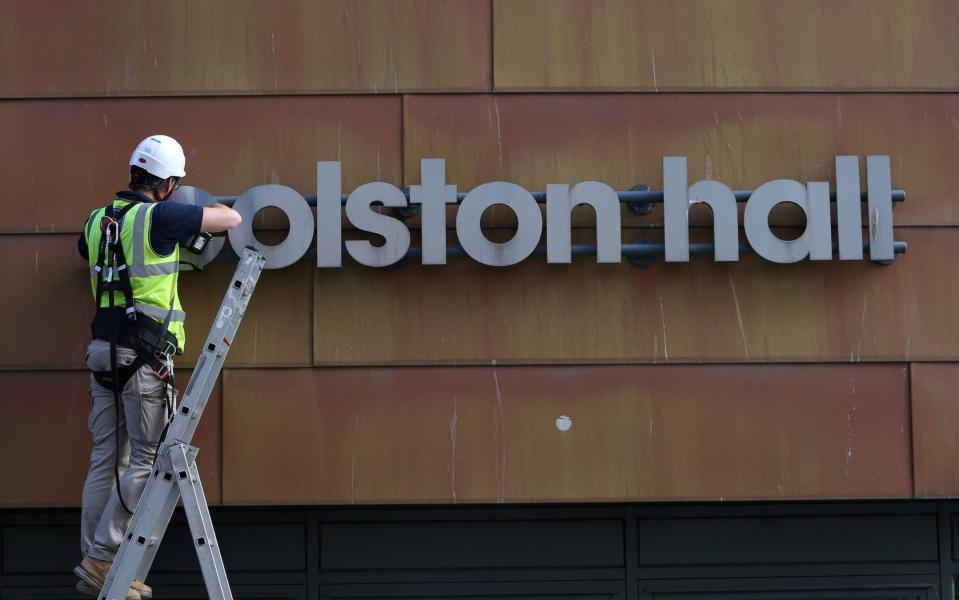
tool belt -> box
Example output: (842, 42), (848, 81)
(91, 316), (177, 392)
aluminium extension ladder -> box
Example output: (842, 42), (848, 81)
(99, 247), (266, 600)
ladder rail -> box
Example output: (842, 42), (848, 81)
(174, 445), (233, 599)
(99, 247), (265, 600)
(99, 467), (181, 599)
(165, 248), (263, 448)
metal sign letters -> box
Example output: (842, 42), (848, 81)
(176, 155), (900, 269)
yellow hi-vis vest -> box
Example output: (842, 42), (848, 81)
(84, 198), (187, 352)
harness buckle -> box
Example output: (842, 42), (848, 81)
(154, 338), (177, 362)
(101, 216), (121, 246)
(154, 362), (170, 381)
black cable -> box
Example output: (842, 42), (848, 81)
(166, 369), (176, 423)
(106, 221), (135, 516)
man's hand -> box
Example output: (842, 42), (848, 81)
(200, 203), (243, 233)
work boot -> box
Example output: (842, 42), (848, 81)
(73, 555), (142, 600)
(131, 579), (153, 599)
(76, 579), (140, 600)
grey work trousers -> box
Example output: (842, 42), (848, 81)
(80, 339), (173, 561)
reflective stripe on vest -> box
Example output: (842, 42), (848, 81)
(85, 199), (187, 352)
(134, 302), (186, 322)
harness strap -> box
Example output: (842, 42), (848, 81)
(94, 202), (139, 319)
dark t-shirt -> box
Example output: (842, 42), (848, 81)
(78, 191), (203, 259)
(79, 191), (203, 346)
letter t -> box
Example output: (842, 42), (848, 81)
(410, 159), (457, 265)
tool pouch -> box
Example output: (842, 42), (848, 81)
(92, 357), (144, 392)
(133, 317), (179, 379)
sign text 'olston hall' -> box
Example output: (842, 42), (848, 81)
(177, 155), (899, 269)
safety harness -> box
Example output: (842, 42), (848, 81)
(90, 199), (179, 513)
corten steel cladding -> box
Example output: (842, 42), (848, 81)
(7, 95), (959, 232)
(0, 0), (491, 96)
(402, 94), (959, 227)
(493, 0), (959, 91)
(911, 364), (959, 497)
(0, 236), (312, 369)
(311, 228), (953, 365)
(1, 0), (956, 510)
(0, 96), (402, 233)
(0, 370), (222, 506)
(221, 365), (910, 504)
(4, 232), (953, 368)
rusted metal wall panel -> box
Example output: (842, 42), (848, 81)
(313, 227), (951, 365)
(221, 364), (910, 504)
(179, 261), (313, 368)
(0, 235), (311, 369)
(403, 94), (959, 227)
(0, 96), (401, 233)
(0, 0), (490, 97)
(0, 369), (221, 507)
(0, 0), (951, 512)
(1, 371), (91, 506)
(912, 363), (959, 498)
(14, 228), (944, 369)
(0, 235), (92, 369)
(494, 0), (959, 91)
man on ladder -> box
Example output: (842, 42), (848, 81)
(76, 135), (242, 599)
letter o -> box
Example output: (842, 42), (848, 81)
(456, 182), (542, 267)
(228, 184), (314, 269)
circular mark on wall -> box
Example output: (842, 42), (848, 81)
(555, 415), (572, 432)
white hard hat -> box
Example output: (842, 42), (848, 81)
(129, 134), (186, 179)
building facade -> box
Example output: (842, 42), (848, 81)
(1, 1), (959, 598)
